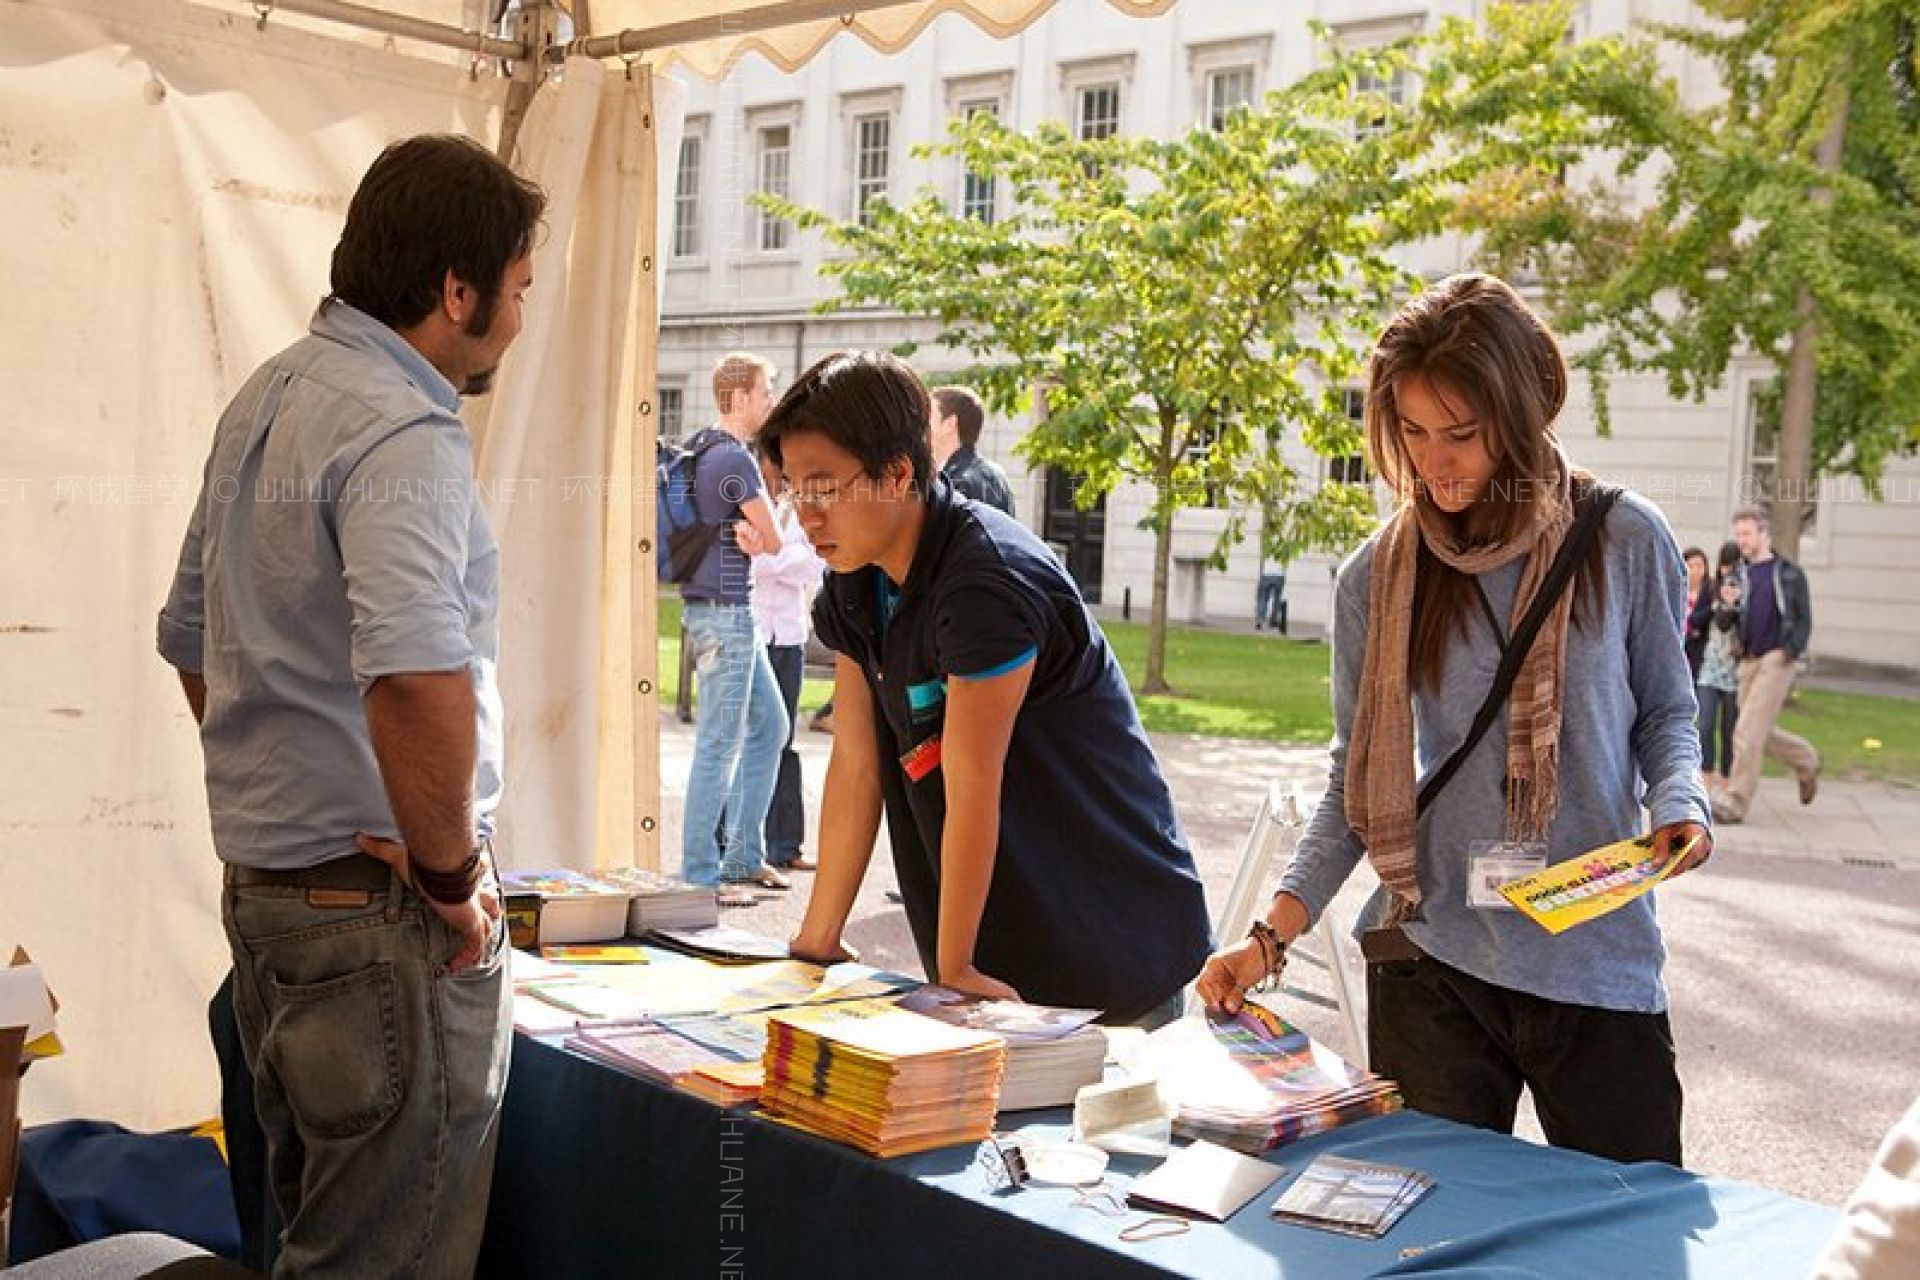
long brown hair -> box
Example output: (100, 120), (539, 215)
(1363, 274), (1606, 691)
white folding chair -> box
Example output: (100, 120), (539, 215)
(1193, 778), (1368, 1066)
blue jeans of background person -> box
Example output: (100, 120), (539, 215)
(1696, 683), (1737, 777)
(765, 643), (806, 866)
(223, 865), (511, 1279)
(682, 602), (789, 885)
(1255, 572), (1287, 632)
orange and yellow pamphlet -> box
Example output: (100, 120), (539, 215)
(1497, 834), (1698, 935)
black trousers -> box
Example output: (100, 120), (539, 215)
(764, 643), (806, 864)
(1367, 951), (1684, 1166)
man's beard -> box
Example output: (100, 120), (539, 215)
(460, 288), (501, 397)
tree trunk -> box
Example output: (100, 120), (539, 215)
(1144, 517), (1174, 695)
(1772, 91), (1849, 562)
(1142, 410), (1180, 695)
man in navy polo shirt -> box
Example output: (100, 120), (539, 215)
(763, 351), (1212, 1025)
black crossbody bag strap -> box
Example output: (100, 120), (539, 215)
(1414, 484), (1621, 817)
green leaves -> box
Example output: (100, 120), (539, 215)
(1447, 1), (1920, 490)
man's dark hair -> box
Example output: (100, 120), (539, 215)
(331, 134), (546, 330)
(931, 385), (986, 448)
(760, 351), (935, 493)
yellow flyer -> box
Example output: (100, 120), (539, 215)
(1497, 834), (1696, 935)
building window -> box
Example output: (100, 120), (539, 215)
(959, 99), (999, 223)
(853, 111), (892, 227)
(1331, 16), (1422, 136)
(1075, 82), (1122, 141)
(1206, 66), (1255, 130)
(1746, 378), (1816, 536)
(1330, 389), (1372, 485)
(1352, 64), (1411, 136)
(671, 133), (702, 258)
(658, 386), (684, 444)
(754, 123), (793, 253)
(1184, 421), (1230, 508)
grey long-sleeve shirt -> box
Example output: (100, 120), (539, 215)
(1278, 490), (1710, 1014)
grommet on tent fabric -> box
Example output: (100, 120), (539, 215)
(637, 679), (652, 694)
(641, 817), (656, 832)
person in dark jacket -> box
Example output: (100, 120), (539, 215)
(1713, 505), (1820, 822)
(929, 385), (1016, 515)
(1682, 546), (1712, 679)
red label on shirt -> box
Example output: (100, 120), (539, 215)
(900, 733), (943, 782)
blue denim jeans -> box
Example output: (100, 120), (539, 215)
(223, 866), (510, 1279)
(681, 602), (789, 885)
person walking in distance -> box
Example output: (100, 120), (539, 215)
(1712, 506), (1820, 823)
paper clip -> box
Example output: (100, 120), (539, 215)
(1072, 1181), (1128, 1218)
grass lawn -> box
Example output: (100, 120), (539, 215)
(658, 597), (1918, 785)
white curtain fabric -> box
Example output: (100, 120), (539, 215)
(471, 57), (682, 877)
(0, 0), (670, 1127)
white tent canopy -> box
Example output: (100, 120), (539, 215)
(1, 0), (1168, 1129)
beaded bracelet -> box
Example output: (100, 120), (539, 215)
(1247, 919), (1289, 993)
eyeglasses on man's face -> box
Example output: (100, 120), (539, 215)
(788, 465), (873, 513)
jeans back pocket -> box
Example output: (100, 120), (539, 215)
(265, 961), (404, 1140)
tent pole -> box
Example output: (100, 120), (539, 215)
(266, 0), (524, 58)
(558, 0), (936, 60)
(496, 1), (566, 162)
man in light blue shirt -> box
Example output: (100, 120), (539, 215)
(158, 135), (543, 1278)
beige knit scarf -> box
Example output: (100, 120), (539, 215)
(1345, 452), (1577, 908)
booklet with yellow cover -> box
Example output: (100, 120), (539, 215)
(1497, 834), (1697, 934)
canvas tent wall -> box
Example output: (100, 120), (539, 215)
(0, 0), (1165, 1129)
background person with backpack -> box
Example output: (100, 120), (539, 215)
(666, 352), (791, 905)
(1196, 275), (1710, 1166)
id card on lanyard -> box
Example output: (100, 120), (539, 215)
(1466, 840), (1548, 911)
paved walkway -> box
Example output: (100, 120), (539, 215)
(656, 711), (1919, 1206)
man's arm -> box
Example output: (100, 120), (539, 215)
(790, 656), (883, 964)
(934, 659), (1034, 1000)
(363, 671), (477, 876)
(735, 494), (783, 556)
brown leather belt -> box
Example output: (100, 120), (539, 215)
(224, 853), (394, 893)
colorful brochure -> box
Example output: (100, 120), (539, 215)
(1497, 834), (1698, 934)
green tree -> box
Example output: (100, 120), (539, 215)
(766, 43), (1458, 694)
(1457, 0), (1920, 559)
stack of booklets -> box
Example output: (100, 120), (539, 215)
(499, 869), (630, 946)
(896, 986), (1107, 1112)
(500, 866), (720, 948)
(1269, 1155), (1433, 1238)
(596, 866), (719, 934)
(759, 998), (1007, 1157)
(1138, 1004), (1400, 1154)
(563, 1020), (763, 1107)
(646, 924), (791, 963)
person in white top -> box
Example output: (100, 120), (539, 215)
(740, 449), (827, 869)
(1815, 1094), (1920, 1280)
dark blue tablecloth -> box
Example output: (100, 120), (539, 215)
(479, 1032), (1838, 1279)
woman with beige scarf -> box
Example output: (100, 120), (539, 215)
(1196, 275), (1711, 1166)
